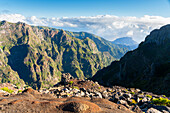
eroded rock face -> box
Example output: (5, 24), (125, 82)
(93, 24), (170, 96)
(0, 21), (129, 88)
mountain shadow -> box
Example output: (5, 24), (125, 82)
(7, 45), (32, 84)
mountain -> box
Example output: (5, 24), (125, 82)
(111, 37), (138, 50)
(0, 21), (129, 89)
(92, 24), (170, 96)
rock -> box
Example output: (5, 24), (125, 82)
(80, 92), (85, 97)
(117, 92), (122, 96)
(102, 91), (108, 99)
(117, 100), (127, 105)
(162, 110), (169, 113)
(80, 88), (86, 92)
(146, 108), (162, 113)
(61, 101), (89, 112)
(62, 88), (69, 93)
(60, 101), (101, 113)
(119, 96), (126, 100)
(106, 88), (112, 92)
(131, 105), (143, 113)
(123, 93), (131, 99)
(141, 97), (148, 103)
(111, 94), (119, 103)
(94, 92), (102, 98)
(136, 89), (141, 92)
(61, 73), (74, 85)
(152, 105), (170, 113)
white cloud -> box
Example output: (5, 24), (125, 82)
(127, 30), (133, 36)
(0, 14), (170, 42)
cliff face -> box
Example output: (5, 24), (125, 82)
(93, 24), (170, 96)
(0, 21), (129, 88)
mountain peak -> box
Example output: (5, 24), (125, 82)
(112, 37), (138, 46)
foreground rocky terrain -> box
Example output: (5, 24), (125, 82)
(0, 75), (169, 113)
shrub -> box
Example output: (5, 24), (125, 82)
(72, 86), (79, 90)
(146, 95), (152, 98)
(18, 90), (22, 93)
(69, 81), (74, 85)
(131, 92), (135, 95)
(152, 97), (170, 106)
(130, 99), (137, 105)
(1, 87), (14, 94)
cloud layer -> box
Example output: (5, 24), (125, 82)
(0, 14), (170, 42)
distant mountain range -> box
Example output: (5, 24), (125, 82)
(93, 24), (170, 96)
(0, 21), (129, 89)
(111, 37), (138, 50)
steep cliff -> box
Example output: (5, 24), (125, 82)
(0, 21), (129, 88)
(93, 24), (170, 96)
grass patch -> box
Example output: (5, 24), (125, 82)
(152, 97), (170, 106)
(72, 86), (79, 90)
(130, 92), (135, 95)
(1, 87), (14, 94)
(18, 90), (22, 93)
(69, 81), (74, 85)
(146, 95), (152, 98)
(130, 99), (137, 105)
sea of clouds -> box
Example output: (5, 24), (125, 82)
(0, 14), (170, 42)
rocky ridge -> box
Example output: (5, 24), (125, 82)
(93, 24), (170, 96)
(0, 20), (129, 89)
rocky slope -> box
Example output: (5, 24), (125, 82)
(0, 75), (169, 113)
(111, 37), (138, 50)
(0, 21), (129, 89)
(93, 24), (170, 96)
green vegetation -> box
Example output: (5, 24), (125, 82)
(18, 90), (22, 93)
(72, 86), (79, 90)
(146, 95), (152, 98)
(130, 99), (137, 105)
(151, 97), (170, 106)
(1, 87), (14, 94)
(130, 92), (135, 95)
(69, 81), (74, 86)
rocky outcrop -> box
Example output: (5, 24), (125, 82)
(92, 24), (170, 96)
(0, 21), (129, 89)
(0, 87), (133, 113)
(0, 78), (169, 113)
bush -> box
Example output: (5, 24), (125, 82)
(18, 90), (22, 93)
(1, 87), (14, 94)
(72, 86), (79, 90)
(146, 95), (152, 98)
(152, 97), (170, 106)
(69, 81), (74, 85)
(131, 92), (135, 95)
(130, 99), (137, 105)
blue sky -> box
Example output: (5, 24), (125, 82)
(0, 0), (170, 18)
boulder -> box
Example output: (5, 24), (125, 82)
(61, 73), (74, 85)
(146, 108), (162, 113)
(152, 105), (170, 113)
